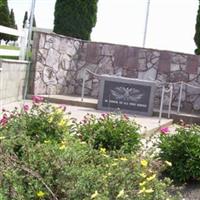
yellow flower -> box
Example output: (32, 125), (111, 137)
(141, 159), (148, 167)
(44, 140), (51, 144)
(111, 162), (118, 166)
(80, 141), (86, 144)
(147, 174), (156, 181)
(0, 136), (5, 140)
(58, 119), (66, 127)
(145, 188), (154, 193)
(165, 160), (172, 167)
(102, 175), (107, 180)
(36, 191), (45, 198)
(120, 157), (128, 161)
(138, 187), (146, 194)
(99, 148), (106, 154)
(107, 172), (112, 176)
(139, 181), (146, 186)
(61, 140), (67, 145)
(91, 190), (99, 199)
(55, 108), (63, 114)
(48, 116), (53, 123)
(139, 173), (147, 178)
(138, 187), (154, 194)
(59, 144), (66, 150)
(116, 189), (125, 198)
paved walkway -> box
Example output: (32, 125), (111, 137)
(2, 99), (172, 136)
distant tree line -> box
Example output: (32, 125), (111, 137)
(0, 0), (18, 44)
(22, 11), (36, 29)
(0, 0), (36, 45)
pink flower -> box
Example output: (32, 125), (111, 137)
(23, 104), (29, 112)
(59, 105), (66, 112)
(0, 114), (8, 126)
(3, 113), (8, 119)
(123, 114), (129, 120)
(101, 113), (108, 118)
(32, 96), (44, 104)
(160, 127), (170, 135)
(0, 118), (7, 126)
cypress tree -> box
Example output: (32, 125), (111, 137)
(23, 11), (28, 28)
(9, 9), (18, 42)
(53, 0), (98, 40)
(33, 15), (36, 27)
(194, 1), (200, 55)
(0, 0), (10, 43)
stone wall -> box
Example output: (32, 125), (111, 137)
(31, 31), (200, 114)
(0, 59), (29, 105)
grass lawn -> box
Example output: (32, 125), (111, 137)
(0, 45), (19, 50)
(0, 45), (19, 59)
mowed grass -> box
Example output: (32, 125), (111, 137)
(0, 45), (32, 60)
(0, 45), (19, 50)
(0, 45), (19, 59)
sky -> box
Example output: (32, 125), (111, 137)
(7, 0), (198, 54)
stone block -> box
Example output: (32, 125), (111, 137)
(98, 75), (156, 116)
(186, 55), (198, 74)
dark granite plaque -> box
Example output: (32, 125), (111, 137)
(98, 75), (156, 116)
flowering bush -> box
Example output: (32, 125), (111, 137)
(0, 98), (70, 157)
(0, 100), (181, 199)
(75, 113), (141, 153)
(159, 125), (200, 183)
(0, 138), (179, 199)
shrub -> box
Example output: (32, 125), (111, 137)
(158, 125), (200, 183)
(0, 98), (71, 157)
(75, 113), (141, 153)
(0, 138), (179, 199)
(0, 100), (180, 199)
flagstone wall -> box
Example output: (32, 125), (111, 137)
(31, 31), (200, 114)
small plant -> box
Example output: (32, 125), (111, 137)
(76, 113), (141, 153)
(158, 125), (200, 183)
(0, 96), (71, 157)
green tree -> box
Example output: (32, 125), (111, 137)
(194, 1), (200, 55)
(23, 11), (28, 28)
(9, 9), (18, 42)
(53, 0), (98, 40)
(0, 0), (10, 44)
(32, 15), (36, 27)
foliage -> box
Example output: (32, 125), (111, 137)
(53, 0), (98, 40)
(75, 113), (141, 153)
(0, 140), (179, 199)
(32, 15), (36, 27)
(23, 11), (28, 28)
(159, 125), (200, 183)
(0, 0), (10, 43)
(194, 0), (200, 54)
(0, 98), (180, 199)
(0, 98), (70, 147)
(9, 9), (18, 42)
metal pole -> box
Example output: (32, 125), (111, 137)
(81, 69), (86, 102)
(143, 0), (151, 47)
(159, 86), (165, 123)
(168, 83), (173, 119)
(177, 81), (183, 113)
(26, 0), (36, 60)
